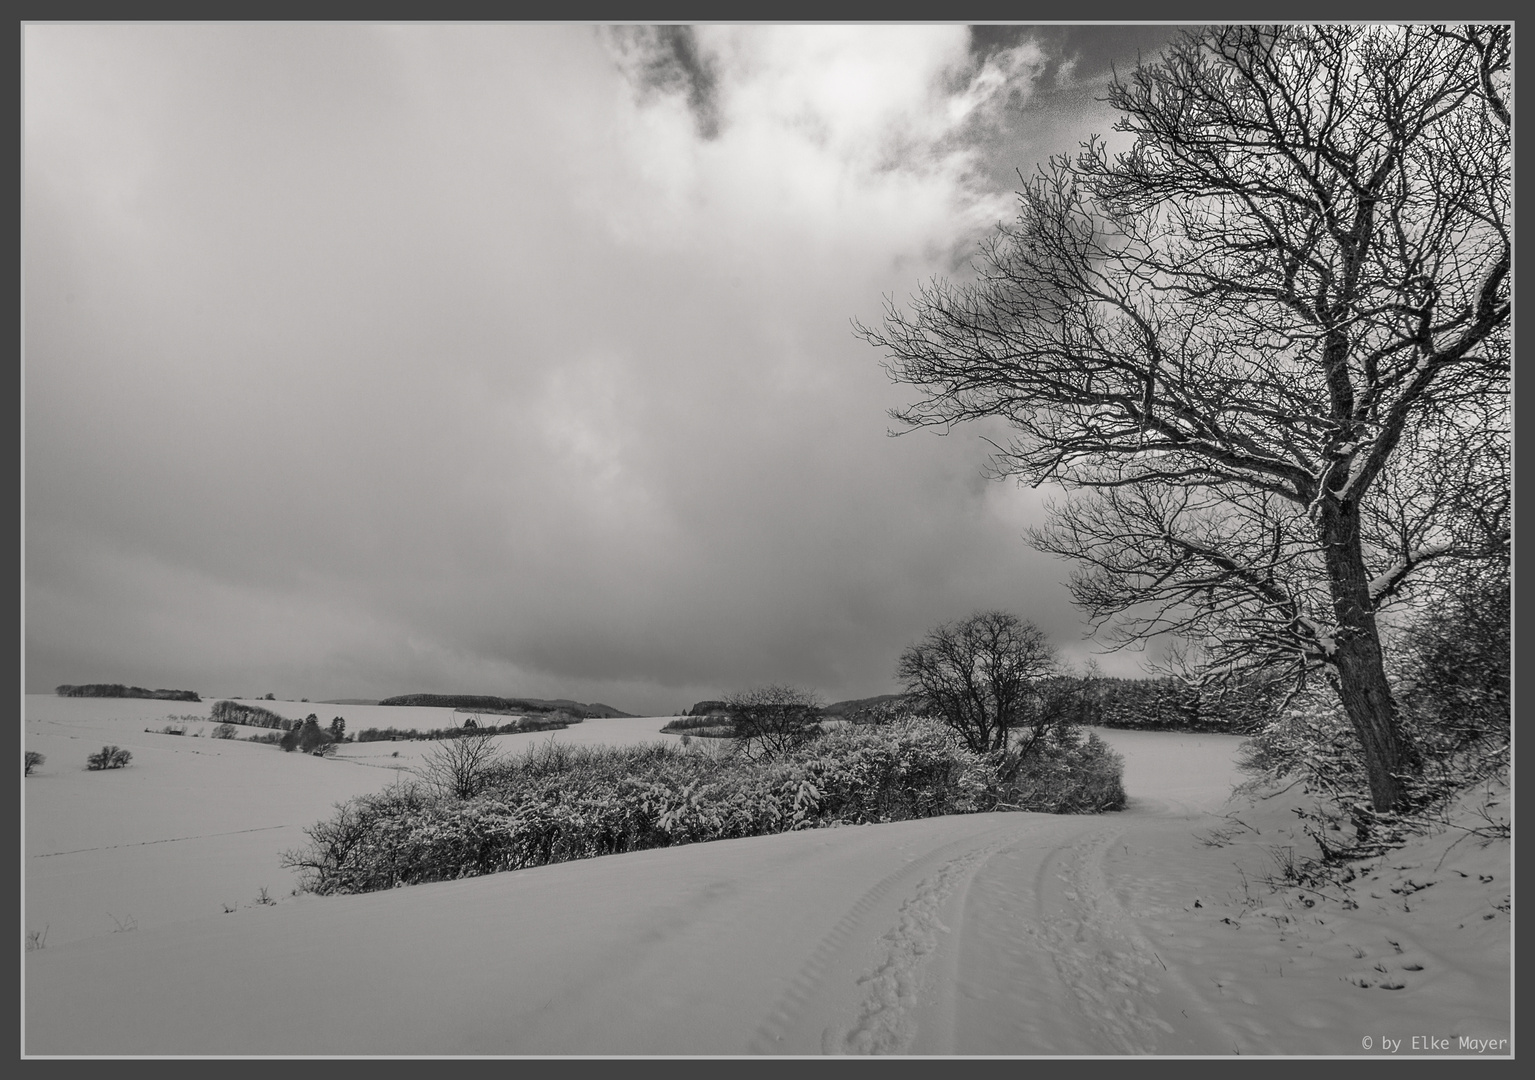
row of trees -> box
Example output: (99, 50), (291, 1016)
(55, 684), (200, 702)
(857, 24), (1509, 812)
(716, 561), (1503, 812)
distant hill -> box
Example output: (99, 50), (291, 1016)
(376, 694), (633, 719)
(56, 684), (201, 702)
(319, 699), (380, 706)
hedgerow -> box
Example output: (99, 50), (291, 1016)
(284, 716), (1126, 896)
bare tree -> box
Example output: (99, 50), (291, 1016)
(416, 731), (503, 800)
(897, 610), (1059, 760)
(859, 25), (1509, 812)
(723, 685), (823, 761)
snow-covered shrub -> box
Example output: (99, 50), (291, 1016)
(284, 716), (1126, 897)
(86, 746), (132, 770)
(211, 723), (239, 739)
(999, 728), (1127, 813)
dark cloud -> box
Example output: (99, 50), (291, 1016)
(969, 24), (1186, 87)
(607, 25), (723, 140)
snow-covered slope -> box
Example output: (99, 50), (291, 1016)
(22, 697), (1510, 1056)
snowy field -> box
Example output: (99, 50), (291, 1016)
(23, 694), (1511, 1056)
(23, 694), (696, 947)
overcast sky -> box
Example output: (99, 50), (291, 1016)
(24, 24), (1187, 714)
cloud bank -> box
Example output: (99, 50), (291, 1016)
(25, 24), (1177, 713)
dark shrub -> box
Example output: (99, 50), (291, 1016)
(417, 732), (503, 799)
(722, 685), (824, 760)
(25, 750), (45, 775)
(281, 715), (332, 753)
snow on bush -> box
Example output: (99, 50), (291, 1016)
(284, 716), (1127, 896)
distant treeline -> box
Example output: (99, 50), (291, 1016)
(1056, 675), (1280, 734)
(56, 684), (201, 702)
(354, 715), (574, 742)
(822, 678), (1277, 736)
(377, 693), (630, 719)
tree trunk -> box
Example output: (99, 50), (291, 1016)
(1319, 502), (1420, 812)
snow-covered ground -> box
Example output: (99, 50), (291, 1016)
(22, 695), (698, 948)
(22, 695), (1511, 1056)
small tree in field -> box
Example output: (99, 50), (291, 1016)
(897, 611), (1061, 763)
(86, 746), (132, 770)
(861, 25), (1509, 812)
(25, 751), (45, 775)
(416, 731), (503, 800)
(723, 685), (824, 761)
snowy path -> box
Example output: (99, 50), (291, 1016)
(24, 728), (1510, 1056)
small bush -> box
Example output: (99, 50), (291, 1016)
(25, 750), (45, 775)
(416, 731), (504, 799)
(211, 723), (239, 739)
(86, 746), (132, 771)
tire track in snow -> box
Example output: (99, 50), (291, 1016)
(746, 829), (1007, 1055)
(32, 823), (295, 858)
(1035, 826), (1178, 1052)
(824, 846), (992, 1054)
(1030, 824), (1253, 1053)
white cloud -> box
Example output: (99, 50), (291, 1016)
(589, 26), (1047, 259)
